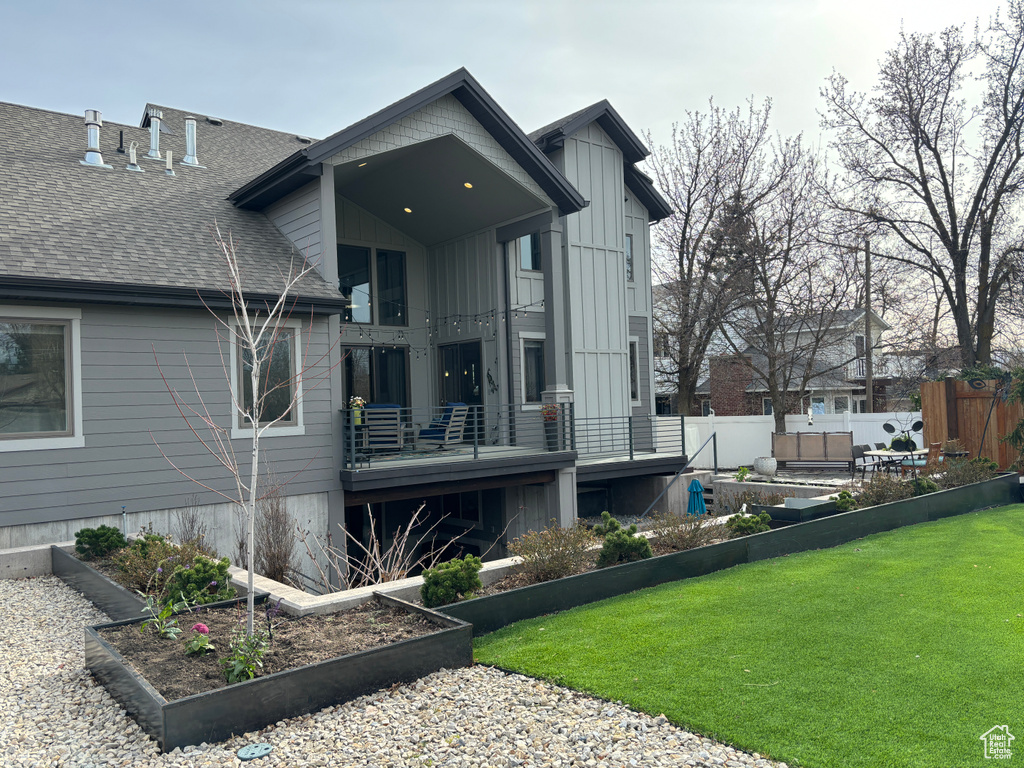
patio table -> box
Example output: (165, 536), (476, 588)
(864, 448), (927, 475)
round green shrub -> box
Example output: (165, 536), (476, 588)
(421, 555), (483, 608)
(593, 512), (653, 568)
(74, 525), (128, 560)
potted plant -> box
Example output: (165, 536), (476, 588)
(349, 395), (365, 425)
(752, 456), (778, 477)
(941, 438), (969, 458)
(541, 403), (561, 451)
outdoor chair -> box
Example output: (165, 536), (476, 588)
(901, 442), (941, 476)
(363, 404), (404, 453)
(418, 403), (469, 448)
(852, 444), (883, 480)
(874, 442), (899, 474)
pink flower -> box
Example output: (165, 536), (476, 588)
(191, 623), (209, 635)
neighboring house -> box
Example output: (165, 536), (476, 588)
(0, 69), (675, 565)
(675, 309), (891, 417)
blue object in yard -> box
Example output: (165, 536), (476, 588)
(687, 479), (707, 517)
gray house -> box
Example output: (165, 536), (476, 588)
(0, 69), (677, 566)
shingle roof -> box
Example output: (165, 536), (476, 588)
(0, 102), (344, 310)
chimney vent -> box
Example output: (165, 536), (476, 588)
(146, 107), (163, 160)
(180, 116), (204, 168)
(126, 141), (144, 173)
(165, 150), (176, 176)
(80, 110), (112, 169)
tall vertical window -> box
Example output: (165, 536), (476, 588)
(522, 339), (545, 403)
(238, 329), (297, 427)
(343, 346), (409, 407)
(518, 233), (541, 271)
(762, 398), (773, 416)
(376, 249), (407, 326)
(625, 233), (634, 282)
(629, 340), (640, 402)
(0, 320), (71, 437)
(855, 334), (866, 358)
(338, 245), (371, 323)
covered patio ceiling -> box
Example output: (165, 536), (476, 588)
(331, 134), (550, 247)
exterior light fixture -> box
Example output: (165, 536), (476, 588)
(464, 182), (473, 189)
(404, 207), (412, 213)
(358, 162), (368, 167)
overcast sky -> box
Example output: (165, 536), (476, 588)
(0, 0), (1008, 151)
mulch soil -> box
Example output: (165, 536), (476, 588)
(98, 598), (441, 701)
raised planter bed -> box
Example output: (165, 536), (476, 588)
(51, 546), (258, 622)
(441, 473), (1020, 635)
(755, 498), (839, 524)
(85, 593), (472, 752)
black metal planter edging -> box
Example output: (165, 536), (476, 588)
(441, 474), (1021, 636)
(441, 537), (750, 636)
(52, 545), (148, 621)
(84, 592), (473, 752)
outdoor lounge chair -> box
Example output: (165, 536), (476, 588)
(852, 444), (883, 479)
(418, 403), (469, 448)
(902, 442), (941, 476)
(363, 404), (404, 452)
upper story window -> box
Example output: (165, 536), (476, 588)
(629, 339), (640, 403)
(515, 233), (541, 272)
(855, 334), (866, 358)
(522, 338), (545, 403)
(625, 233), (634, 282)
(0, 307), (84, 452)
(653, 332), (670, 358)
(338, 245), (407, 327)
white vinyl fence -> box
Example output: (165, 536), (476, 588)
(654, 411), (923, 470)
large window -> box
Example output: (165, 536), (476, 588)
(338, 245), (371, 324)
(522, 338), (545, 403)
(376, 249), (407, 326)
(515, 233), (541, 272)
(625, 233), (634, 282)
(834, 396), (850, 414)
(236, 327), (299, 429)
(344, 346), (409, 407)
(762, 398), (773, 416)
(0, 319), (71, 438)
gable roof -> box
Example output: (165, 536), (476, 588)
(529, 100), (672, 223)
(229, 68), (587, 216)
(0, 102), (345, 312)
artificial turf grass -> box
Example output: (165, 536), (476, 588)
(474, 504), (1024, 768)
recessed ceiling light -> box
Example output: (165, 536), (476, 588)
(358, 162), (368, 167)
(404, 207), (412, 213)
(464, 182), (473, 189)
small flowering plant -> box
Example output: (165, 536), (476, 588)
(348, 395), (366, 409)
(183, 622), (216, 656)
(540, 403), (560, 422)
(137, 592), (190, 639)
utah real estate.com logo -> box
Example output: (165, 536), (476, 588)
(981, 725), (1015, 760)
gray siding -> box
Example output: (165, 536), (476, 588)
(509, 313), (547, 405)
(629, 315), (652, 417)
(625, 191), (651, 315)
(265, 181), (322, 265)
(0, 304), (336, 528)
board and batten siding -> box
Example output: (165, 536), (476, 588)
(561, 122), (629, 430)
(265, 180), (322, 266)
(0, 304), (337, 529)
(625, 191), (651, 315)
(509, 313), (547, 405)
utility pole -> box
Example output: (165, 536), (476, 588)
(864, 237), (874, 413)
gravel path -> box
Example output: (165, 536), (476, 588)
(1, 576), (788, 768)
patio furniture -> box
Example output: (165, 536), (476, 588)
(363, 404), (404, 452)
(852, 444), (883, 479)
(418, 403), (469, 448)
(772, 431), (855, 475)
(901, 442), (941, 476)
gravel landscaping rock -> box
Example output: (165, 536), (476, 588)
(1, 576), (787, 767)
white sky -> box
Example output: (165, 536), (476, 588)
(0, 0), (1007, 150)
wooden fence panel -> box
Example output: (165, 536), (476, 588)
(920, 379), (1022, 469)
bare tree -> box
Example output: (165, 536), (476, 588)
(154, 223), (331, 635)
(821, 2), (1024, 368)
(716, 145), (861, 431)
(645, 100), (789, 414)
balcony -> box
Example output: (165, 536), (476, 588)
(338, 404), (689, 491)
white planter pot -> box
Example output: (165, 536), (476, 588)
(753, 456), (777, 477)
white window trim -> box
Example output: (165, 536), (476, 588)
(628, 336), (642, 406)
(518, 331), (546, 409)
(229, 318), (306, 439)
(762, 397), (773, 416)
(0, 306), (84, 452)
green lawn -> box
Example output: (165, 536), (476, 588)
(475, 504), (1024, 768)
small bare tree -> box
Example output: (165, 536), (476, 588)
(154, 223), (331, 635)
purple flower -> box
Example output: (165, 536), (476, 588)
(156, 567), (163, 574)
(191, 623), (209, 635)
(209, 580), (217, 587)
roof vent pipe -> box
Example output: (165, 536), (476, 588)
(180, 116), (204, 168)
(80, 110), (112, 168)
(146, 108), (163, 160)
